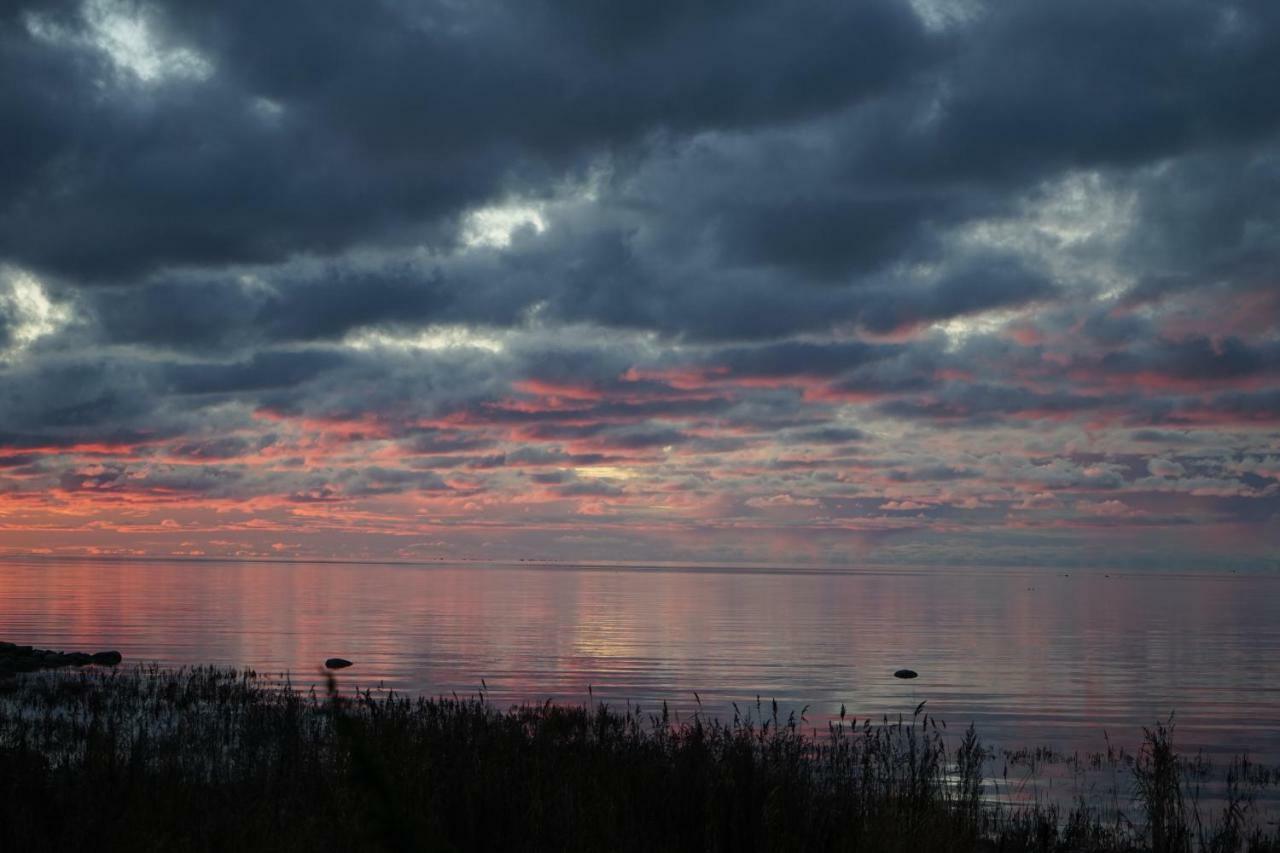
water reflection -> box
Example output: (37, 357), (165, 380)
(1, 558), (1276, 762)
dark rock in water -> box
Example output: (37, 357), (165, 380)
(325, 658), (353, 670)
(893, 669), (919, 679)
(1, 642), (121, 672)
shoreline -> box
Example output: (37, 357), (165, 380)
(2, 664), (1277, 852)
(0, 641), (123, 678)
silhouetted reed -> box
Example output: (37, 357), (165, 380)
(0, 666), (1276, 852)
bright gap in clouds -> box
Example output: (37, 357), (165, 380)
(0, 268), (72, 359)
(345, 325), (507, 354)
(960, 172), (1137, 295)
(575, 466), (635, 480)
(933, 306), (1032, 348)
(462, 204), (548, 249)
(907, 0), (981, 32)
(25, 0), (213, 84)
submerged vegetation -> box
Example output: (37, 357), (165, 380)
(0, 666), (1277, 852)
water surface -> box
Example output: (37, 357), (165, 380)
(2, 558), (1277, 763)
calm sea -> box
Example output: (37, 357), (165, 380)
(2, 558), (1277, 764)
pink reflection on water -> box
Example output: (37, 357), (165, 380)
(1, 558), (1277, 763)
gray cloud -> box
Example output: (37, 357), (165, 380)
(2, 0), (1279, 564)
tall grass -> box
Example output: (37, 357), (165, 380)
(0, 666), (1276, 852)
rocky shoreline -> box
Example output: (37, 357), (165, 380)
(0, 641), (122, 680)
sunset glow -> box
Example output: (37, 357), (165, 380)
(1, 0), (1278, 569)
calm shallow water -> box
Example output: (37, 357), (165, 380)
(2, 558), (1277, 763)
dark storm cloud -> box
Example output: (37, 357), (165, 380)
(0, 356), (163, 432)
(547, 0), (1280, 310)
(167, 0), (931, 160)
(164, 349), (355, 395)
(786, 427), (868, 445)
(856, 1), (1280, 184)
(339, 466), (452, 497)
(1078, 310), (1152, 346)
(0, 453), (39, 469)
(878, 383), (1119, 425)
(3, 0), (1276, 300)
(855, 258), (1058, 335)
(506, 447), (611, 467)
(563, 425), (687, 450)
(715, 193), (940, 280)
(1099, 337), (1280, 382)
(86, 265), (451, 350)
(1129, 430), (1201, 446)
(7, 0), (1270, 358)
(711, 341), (901, 378)
(169, 435), (274, 460)
(403, 429), (497, 455)
(470, 395), (734, 427)
(0, 297), (16, 351)
(1121, 150), (1280, 305)
(0, 427), (155, 452)
(0, 19), (479, 281)
(0, 0), (932, 281)
(886, 465), (980, 483)
(1197, 390), (1280, 424)
(0, 339), (508, 454)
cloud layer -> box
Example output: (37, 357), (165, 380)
(1, 0), (1278, 567)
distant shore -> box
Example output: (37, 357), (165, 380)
(1, 664), (1277, 852)
(0, 641), (122, 677)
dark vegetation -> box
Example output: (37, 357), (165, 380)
(0, 666), (1276, 852)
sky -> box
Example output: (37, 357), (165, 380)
(0, 0), (1278, 569)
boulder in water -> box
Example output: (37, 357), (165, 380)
(893, 669), (919, 679)
(325, 658), (353, 670)
(1, 642), (120, 672)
